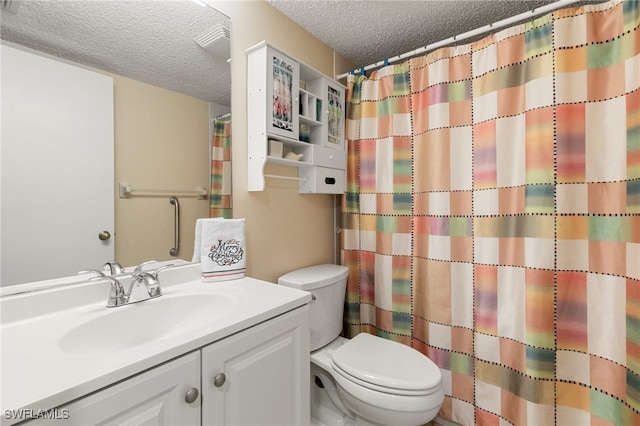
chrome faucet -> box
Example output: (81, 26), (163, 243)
(86, 261), (173, 307)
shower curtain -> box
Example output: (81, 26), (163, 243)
(210, 117), (232, 218)
(341, 0), (639, 424)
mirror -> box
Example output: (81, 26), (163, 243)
(0, 0), (231, 287)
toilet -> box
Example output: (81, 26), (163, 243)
(278, 264), (444, 426)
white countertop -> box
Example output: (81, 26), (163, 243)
(0, 264), (311, 425)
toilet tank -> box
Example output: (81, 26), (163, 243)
(278, 264), (349, 351)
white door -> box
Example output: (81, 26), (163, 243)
(31, 352), (201, 425)
(201, 307), (310, 426)
(1, 45), (114, 286)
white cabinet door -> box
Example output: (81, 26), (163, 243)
(30, 352), (201, 425)
(324, 80), (345, 149)
(307, 78), (345, 150)
(265, 46), (300, 141)
(202, 307), (310, 426)
(1, 45), (114, 286)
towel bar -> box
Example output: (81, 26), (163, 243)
(119, 182), (207, 199)
(263, 174), (309, 182)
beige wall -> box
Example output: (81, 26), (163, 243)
(4, 0), (355, 281)
(112, 75), (210, 267)
(213, 1), (354, 282)
(111, 0), (356, 281)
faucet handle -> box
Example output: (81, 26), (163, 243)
(103, 276), (127, 307)
(133, 260), (159, 276)
(133, 271), (163, 298)
(150, 264), (174, 279)
(140, 263), (174, 297)
(103, 261), (125, 276)
(79, 274), (127, 307)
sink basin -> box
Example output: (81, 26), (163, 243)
(60, 294), (235, 354)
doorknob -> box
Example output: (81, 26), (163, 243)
(98, 231), (111, 241)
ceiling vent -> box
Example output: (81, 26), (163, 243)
(1, 0), (20, 13)
(194, 24), (230, 61)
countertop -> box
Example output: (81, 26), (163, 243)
(0, 264), (311, 425)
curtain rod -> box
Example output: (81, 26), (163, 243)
(336, 0), (580, 80)
(212, 112), (231, 121)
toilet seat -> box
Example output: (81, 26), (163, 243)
(332, 363), (439, 397)
(331, 333), (441, 395)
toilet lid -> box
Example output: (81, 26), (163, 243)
(331, 333), (441, 392)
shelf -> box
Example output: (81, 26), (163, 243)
(299, 88), (321, 123)
(268, 137), (311, 147)
(266, 156), (311, 167)
(299, 115), (322, 127)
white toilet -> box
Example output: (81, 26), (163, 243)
(278, 264), (444, 426)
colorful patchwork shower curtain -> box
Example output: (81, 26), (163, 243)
(210, 117), (232, 218)
(342, 0), (640, 424)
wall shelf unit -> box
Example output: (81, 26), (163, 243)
(247, 41), (346, 193)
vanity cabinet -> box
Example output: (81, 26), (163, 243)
(28, 307), (309, 426)
(29, 352), (201, 425)
(247, 41), (346, 194)
(202, 307), (310, 425)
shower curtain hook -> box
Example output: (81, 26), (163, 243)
(360, 66), (366, 76)
(384, 58), (389, 66)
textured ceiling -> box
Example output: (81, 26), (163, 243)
(0, 0), (231, 105)
(1, 1), (577, 105)
(267, 0), (559, 70)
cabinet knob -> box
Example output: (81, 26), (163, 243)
(213, 373), (226, 387)
(184, 388), (199, 404)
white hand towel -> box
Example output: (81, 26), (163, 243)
(192, 218), (223, 262)
(194, 218), (246, 282)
